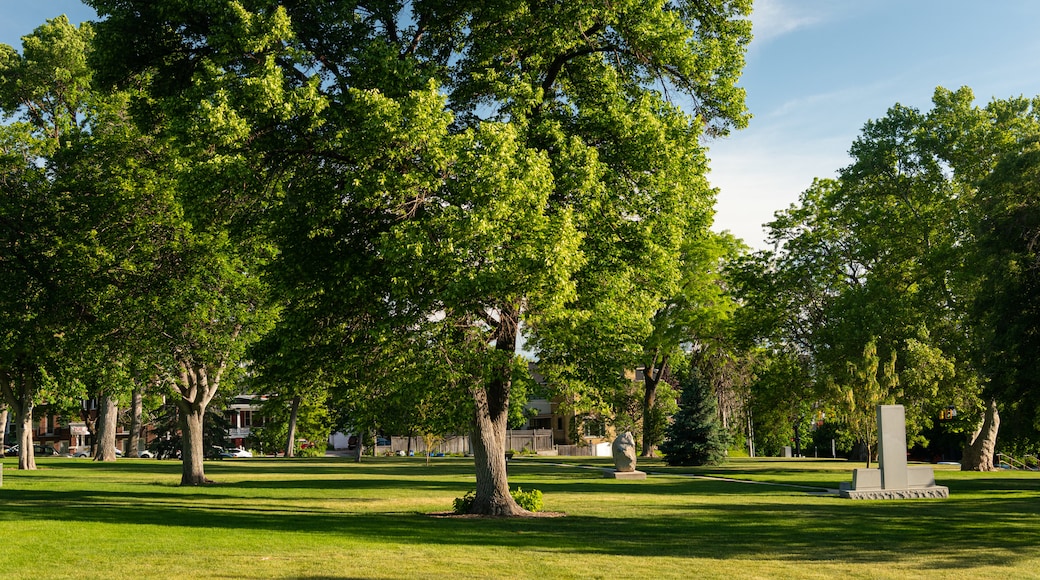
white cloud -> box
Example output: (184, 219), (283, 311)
(749, 0), (825, 44)
(707, 115), (854, 250)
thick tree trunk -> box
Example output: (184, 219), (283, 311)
(178, 401), (211, 485)
(174, 359), (222, 485)
(285, 394), (301, 458)
(468, 306), (527, 516)
(962, 398), (1000, 471)
(470, 383), (526, 515)
(0, 405), (8, 446)
(2, 372), (37, 470)
(17, 401), (36, 470)
(94, 395), (119, 462)
(128, 385), (144, 457)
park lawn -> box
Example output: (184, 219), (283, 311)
(1, 456), (1038, 579)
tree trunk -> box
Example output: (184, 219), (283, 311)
(94, 395), (119, 462)
(468, 306), (526, 516)
(962, 398), (1000, 471)
(17, 399), (36, 470)
(174, 359), (222, 485)
(641, 352), (668, 458)
(178, 400), (210, 485)
(0, 404), (8, 446)
(128, 385), (144, 457)
(2, 371), (37, 470)
(285, 394), (301, 458)
(82, 407), (98, 457)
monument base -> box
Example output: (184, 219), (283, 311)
(839, 486), (949, 500)
(839, 466), (948, 499)
(606, 470), (647, 480)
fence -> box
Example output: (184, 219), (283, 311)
(383, 429), (555, 455)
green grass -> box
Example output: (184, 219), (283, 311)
(1, 455), (1038, 579)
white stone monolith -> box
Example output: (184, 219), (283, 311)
(839, 405), (949, 499)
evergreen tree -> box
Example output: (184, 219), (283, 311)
(660, 367), (730, 466)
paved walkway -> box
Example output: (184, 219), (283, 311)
(548, 461), (841, 495)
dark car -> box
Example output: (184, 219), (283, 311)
(33, 444), (57, 456)
(3, 445), (17, 457)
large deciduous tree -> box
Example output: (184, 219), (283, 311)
(969, 127), (1040, 468)
(736, 87), (1040, 469)
(88, 0), (751, 511)
(0, 17), (101, 470)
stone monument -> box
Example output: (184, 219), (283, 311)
(606, 431), (646, 479)
(839, 405), (949, 499)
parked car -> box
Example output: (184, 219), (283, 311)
(33, 444), (58, 456)
(3, 445), (17, 457)
(221, 448), (252, 458)
(73, 448), (122, 458)
(137, 450), (154, 459)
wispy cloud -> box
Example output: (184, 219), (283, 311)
(749, 0), (826, 44)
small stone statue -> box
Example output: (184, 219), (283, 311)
(612, 432), (638, 472)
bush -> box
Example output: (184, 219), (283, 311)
(452, 488), (543, 514)
(453, 491), (476, 514)
(511, 487), (543, 512)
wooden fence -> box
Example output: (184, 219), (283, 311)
(383, 429), (555, 455)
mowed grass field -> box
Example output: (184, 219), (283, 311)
(1, 455), (1037, 579)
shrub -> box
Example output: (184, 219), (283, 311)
(452, 488), (543, 514)
(452, 491), (476, 514)
(511, 487), (543, 512)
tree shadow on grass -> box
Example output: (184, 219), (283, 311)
(2, 472), (1039, 573)
(6, 459), (1039, 573)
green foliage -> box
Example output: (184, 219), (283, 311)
(834, 338), (899, 465)
(510, 487), (544, 512)
(453, 487), (543, 514)
(246, 392), (331, 457)
(732, 87), (1040, 461)
(660, 366), (730, 466)
(145, 400), (230, 459)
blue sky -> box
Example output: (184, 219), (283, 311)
(5, 1), (1040, 248)
(709, 0), (1040, 248)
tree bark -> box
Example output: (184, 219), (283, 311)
(94, 394), (119, 461)
(354, 437), (364, 462)
(174, 359), (222, 485)
(962, 398), (1000, 471)
(285, 394), (301, 458)
(178, 400), (210, 485)
(468, 305), (527, 516)
(127, 385), (144, 457)
(0, 404), (8, 446)
(17, 401), (36, 470)
(81, 405), (98, 456)
(2, 371), (37, 470)
(641, 351), (668, 458)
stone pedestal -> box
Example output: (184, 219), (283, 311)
(605, 469), (647, 480)
(839, 405), (949, 499)
(606, 432), (647, 479)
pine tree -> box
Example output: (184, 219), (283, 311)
(660, 367), (730, 466)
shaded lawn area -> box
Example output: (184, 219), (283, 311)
(0, 456), (1037, 579)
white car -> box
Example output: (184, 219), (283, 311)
(74, 448), (123, 458)
(221, 448), (253, 458)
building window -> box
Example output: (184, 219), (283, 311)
(583, 418), (606, 438)
(241, 411), (252, 428)
(530, 417), (551, 430)
(557, 417), (564, 431)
